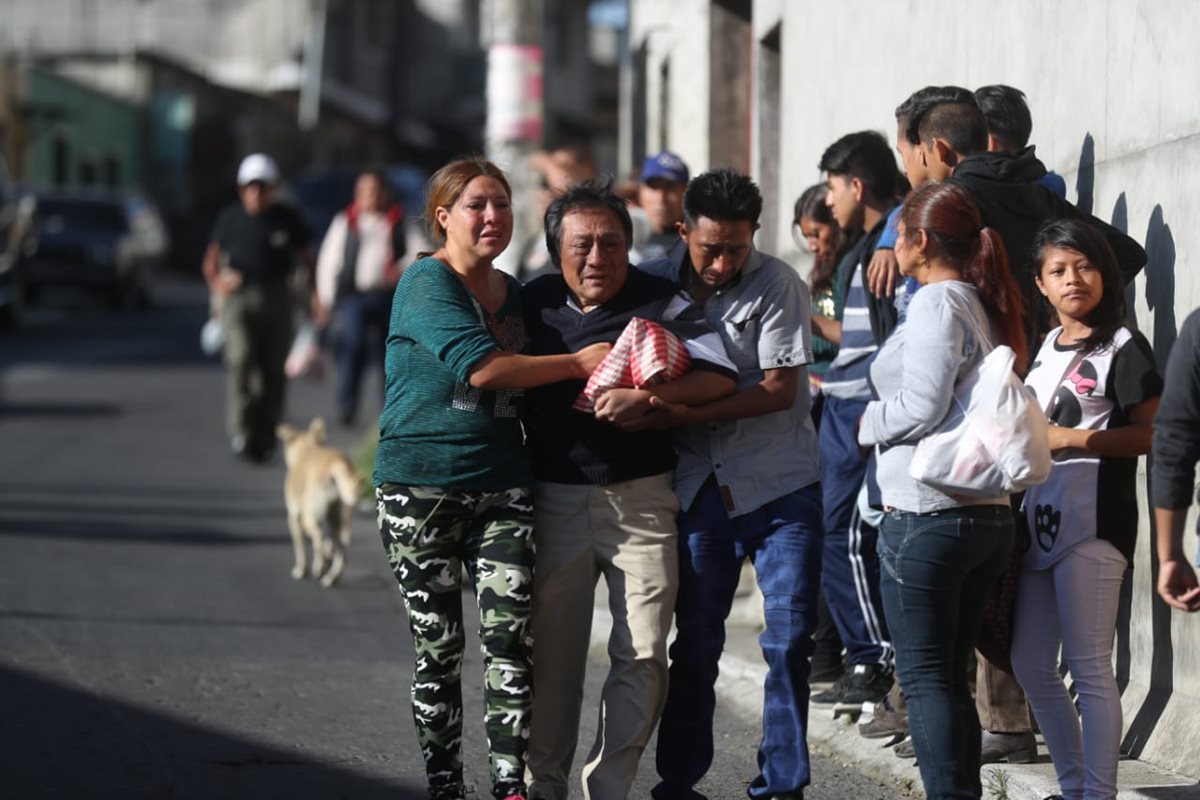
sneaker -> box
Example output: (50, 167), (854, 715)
(893, 737), (916, 759)
(858, 696), (909, 739)
(809, 655), (844, 683)
(811, 663), (892, 705)
(980, 730), (1038, 764)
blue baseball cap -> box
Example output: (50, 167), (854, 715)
(640, 150), (689, 185)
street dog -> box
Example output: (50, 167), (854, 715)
(277, 419), (361, 588)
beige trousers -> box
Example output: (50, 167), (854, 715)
(526, 472), (680, 800)
(976, 650), (1033, 734)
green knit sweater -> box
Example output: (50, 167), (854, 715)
(373, 257), (531, 490)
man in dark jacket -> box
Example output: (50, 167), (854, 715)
(1153, 306), (1200, 613)
(909, 98), (1147, 356)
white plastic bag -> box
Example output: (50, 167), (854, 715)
(908, 344), (1051, 497)
(200, 318), (225, 356)
(285, 321), (326, 380)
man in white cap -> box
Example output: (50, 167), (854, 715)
(629, 150), (689, 264)
(202, 153), (313, 462)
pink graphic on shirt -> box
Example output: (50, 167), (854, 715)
(1067, 360), (1098, 396)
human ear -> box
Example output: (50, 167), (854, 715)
(933, 139), (957, 167)
(913, 228), (930, 255)
(851, 177), (865, 202)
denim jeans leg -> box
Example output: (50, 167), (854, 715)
(878, 507), (1013, 800)
(653, 480), (742, 800)
(334, 294), (368, 417)
(746, 483), (823, 799)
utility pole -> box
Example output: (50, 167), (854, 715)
(299, 0), (327, 131)
(483, 0), (543, 276)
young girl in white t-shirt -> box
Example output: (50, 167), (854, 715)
(1011, 218), (1162, 800)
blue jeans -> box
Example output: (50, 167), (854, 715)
(878, 505), (1014, 800)
(654, 479), (823, 800)
(333, 290), (392, 418)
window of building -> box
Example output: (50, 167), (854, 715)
(708, 0), (752, 173)
(757, 23), (781, 250)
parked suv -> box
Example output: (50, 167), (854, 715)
(11, 191), (169, 310)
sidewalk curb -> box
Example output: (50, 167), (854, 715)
(588, 597), (1198, 800)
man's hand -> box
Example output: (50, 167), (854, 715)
(212, 267), (244, 298)
(1158, 557), (1200, 612)
(644, 395), (694, 429)
(866, 248), (900, 298)
(311, 297), (332, 329)
(573, 342), (612, 378)
(593, 388), (654, 428)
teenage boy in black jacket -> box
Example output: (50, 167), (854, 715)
(909, 99), (1147, 356)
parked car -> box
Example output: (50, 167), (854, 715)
(11, 191), (170, 310)
(0, 196), (23, 331)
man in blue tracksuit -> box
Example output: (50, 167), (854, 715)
(810, 131), (903, 711)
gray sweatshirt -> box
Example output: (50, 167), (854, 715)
(858, 280), (1009, 512)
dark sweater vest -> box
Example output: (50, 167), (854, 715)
(522, 268), (683, 485)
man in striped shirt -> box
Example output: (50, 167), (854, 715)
(810, 131), (904, 711)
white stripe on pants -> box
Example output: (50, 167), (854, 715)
(1011, 538), (1127, 800)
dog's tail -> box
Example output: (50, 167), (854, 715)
(330, 456), (362, 544)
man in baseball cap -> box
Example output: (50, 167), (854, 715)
(630, 150), (689, 263)
(202, 154), (313, 462)
(236, 153), (280, 187)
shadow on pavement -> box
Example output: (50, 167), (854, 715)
(0, 608), (377, 633)
(0, 514), (281, 546)
(0, 664), (425, 799)
(0, 497), (282, 521)
(1140, 787), (1200, 799)
(0, 401), (123, 418)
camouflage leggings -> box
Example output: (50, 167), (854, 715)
(377, 483), (534, 800)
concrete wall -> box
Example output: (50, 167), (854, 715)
(625, 0), (1200, 780)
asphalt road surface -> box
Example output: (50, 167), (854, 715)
(0, 279), (903, 799)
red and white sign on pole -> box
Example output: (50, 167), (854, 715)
(487, 44), (544, 142)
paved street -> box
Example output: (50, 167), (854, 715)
(0, 278), (902, 799)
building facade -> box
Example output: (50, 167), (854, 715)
(623, 0), (1200, 780)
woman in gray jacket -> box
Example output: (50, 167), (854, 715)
(857, 181), (1027, 800)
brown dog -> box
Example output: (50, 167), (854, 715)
(276, 419), (361, 588)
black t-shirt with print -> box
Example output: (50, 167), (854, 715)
(211, 203), (311, 286)
(1023, 326), (1162, 567)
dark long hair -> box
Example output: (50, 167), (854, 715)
(1032, 218), (1126, 354)
(794, 183), (850, 296)
(900, 181), (1028, 373)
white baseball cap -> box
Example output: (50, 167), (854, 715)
(237, 153), (279, 186)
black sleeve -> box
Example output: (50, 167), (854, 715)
(1108, 329), (1163, 415)
(1152, 309), (1200, 508)
(285, 206), (313, 250)
(210, 207), (233, 247)
(868, 289), (899, 344)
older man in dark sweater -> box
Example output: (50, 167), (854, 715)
(522, 180), (736, 800)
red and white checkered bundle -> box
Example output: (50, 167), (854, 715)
(573, 317), (692, 412)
